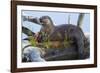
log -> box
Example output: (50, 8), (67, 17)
(36, 40), (89, 61)
(43, 47), (89, 61)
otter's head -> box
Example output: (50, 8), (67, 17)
(39, 16), (54, 27)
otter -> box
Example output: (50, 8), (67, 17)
(23, 14), (88, 59)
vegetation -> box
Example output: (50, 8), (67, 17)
(28, 36), (37, 47)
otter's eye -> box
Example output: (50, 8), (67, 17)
(39, 18), (43, 25)
(40, 16), (49, 22)
(39, 18), (42, 23)
(39, 16), (50, 25)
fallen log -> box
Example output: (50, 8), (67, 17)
(36, 41), (89, 61)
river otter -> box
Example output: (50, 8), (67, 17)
(23, 15), (88, 59)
